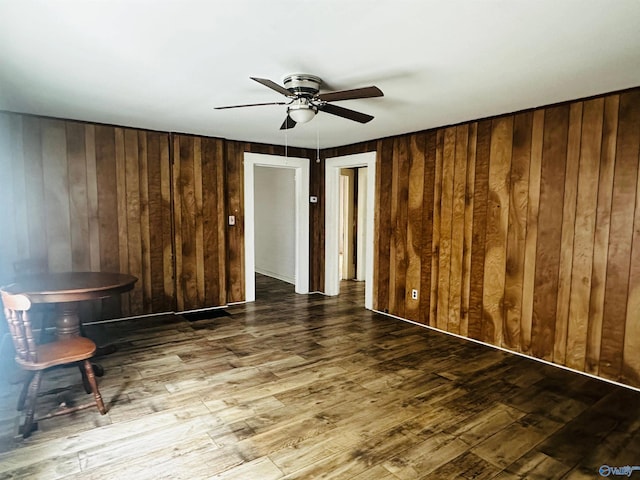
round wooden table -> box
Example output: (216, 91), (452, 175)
(1, 272), (138, 339)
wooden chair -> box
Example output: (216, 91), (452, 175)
(0, 291), (107, 438)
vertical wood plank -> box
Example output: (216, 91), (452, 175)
(531, 105), (570, 360)
(215, 139), (228, 305)
(436, 127), (456, 330)
(428, 130), (444, 326)
(160, 133), (175, 310)
(147, 131), (164, 310)
(447, 124), (469, 334)
(138, 131), (153, 312)
(481, 116), (513, 345)
(172, 135), (185, 310)
(553, 102), (583, 363)
(467, 120), (492, 339)
(387, 143), (398, 315)
(202, 137), (224, 306)
(177, 135), (197, 310)
(566, 98), (604, 370)
(193, 137), (205, 306)
(419, 131), (437, 325)
(521, 110), (545, 354)
(94, 125), (119, 319)
(368, 153), (378, 306)
(0, 115), (11, 280)
(66, 121), (90, 271)
(225, 141), (245, 303)
(114, 127), (129, 314)
(460, 123), (477, 337)
(41, 119), (72, 272)
(85, 125), (101, 272)
(124, 129), (143, 314)
(388, 139), (400, 315)
(375, 139), (394, 311)
(404, 133), (425, 321)
(237, 143), (245, 302)
(201, 137), (219, 306)
(390, 136), (410, 318)
(503, 112), (532, 350)
(372, 147), (381, 309)
(600, 90), (640, 380)
(309, 151), (325, 293)
(0, 114), (21, 282)
(585, 95), (619, 374)
(22, 117), (47, 262)
(95, 126), (119, 274)
(7, 115), (28, 262)
(114, 128), (129, 289)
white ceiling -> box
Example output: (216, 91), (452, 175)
(0, 1), (639, 149)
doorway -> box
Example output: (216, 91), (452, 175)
(339, 169), (356, 281)
(339, 168), (368, 282)
(243, 152), (310, 302)
(325, 151), (376, 309)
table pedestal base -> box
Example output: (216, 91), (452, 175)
(55, 303), (82, 339)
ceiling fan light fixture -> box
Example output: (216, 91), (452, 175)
(288, 103), (317, 124)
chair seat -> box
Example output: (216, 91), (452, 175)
(16, 337), (97, 370)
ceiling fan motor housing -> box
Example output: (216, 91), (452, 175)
(283, 74), (322, 98)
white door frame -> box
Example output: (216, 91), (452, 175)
(244, 152), (310, 302)
(325, 151), (376, 309)
(356, 167), (368, 281)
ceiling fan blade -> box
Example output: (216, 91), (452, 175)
(316, 86), (383, 102)
(280, 115), (296, 130)
(250, 77), (295, 97)
(215, 101), (287, 110)
(318, 103), (374, 124)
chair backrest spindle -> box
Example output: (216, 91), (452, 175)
(1, 292), (37, 363)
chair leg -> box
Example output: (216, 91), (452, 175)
(17, 372), (35, 411)
(82, 360), (106, 415)
(21, 370), (42, 438)
(78, 364), (91, 394)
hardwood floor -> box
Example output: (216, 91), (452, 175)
(1, 274), (639, 479)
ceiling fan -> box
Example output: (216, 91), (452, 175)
(215, 74), (383, 130)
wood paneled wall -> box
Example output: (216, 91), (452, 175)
(359, 89), (640, 387)
(0, 117), (229, 318)
(0, 116), (313, 315)
(172, 134), (227, 311)
(0, 115), (175, 317)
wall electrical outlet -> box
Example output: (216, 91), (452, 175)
(411, 289), (418, 300)
(228, 215), (236, 226)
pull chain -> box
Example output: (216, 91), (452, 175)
(316, 124), (320, 163)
